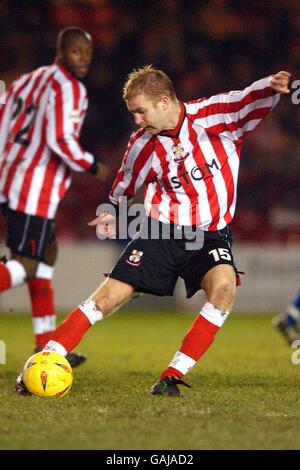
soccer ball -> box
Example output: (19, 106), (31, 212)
(22, 351), (73, 398)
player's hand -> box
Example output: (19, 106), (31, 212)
(95, 163), (109, 183)
(88, 211), (117, 239)
(270, 71), (291, 94)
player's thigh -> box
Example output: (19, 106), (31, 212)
(6, 209), (56, 261)
(12, 240), (58, 279)
(89, 277), (135, 313)
(6, 208), (57, 278)
(43, 239), (58, 266)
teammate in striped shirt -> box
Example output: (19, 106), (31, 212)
(0, 27), (107, 371)
(22, 66), (290, 396)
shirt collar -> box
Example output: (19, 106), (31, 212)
(158, 102), (186, 138)
(56, 61), (74, 81)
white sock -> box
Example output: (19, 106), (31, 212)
(200, 301), (230, 327)
(43, 340), (67, 357)
(6, 260), (26, 287)
(79, 299), (103, 325)
(36, 262), (54, 279)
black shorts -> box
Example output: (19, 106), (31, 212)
(0, 203), (7, 217)
(3, 206), (56, 262)
(109, 218), (239, 298)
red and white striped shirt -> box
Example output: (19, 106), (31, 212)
(109, 76), (280, 230)
(0, 62), (94, 219)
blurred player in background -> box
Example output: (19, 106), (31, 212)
(20, 65), (290, 396)
(0, 27), (107, 368)
(273, 289), (300, 345)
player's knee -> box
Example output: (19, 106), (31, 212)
(210, 280), (236, 310)
(94, 292), (119, 316)
(11, 254), (38, 280)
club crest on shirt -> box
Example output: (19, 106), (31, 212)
(172, 143), (189, 163)
(126, 249), (144, 267)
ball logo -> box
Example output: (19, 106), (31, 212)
(40, 370), (48, 391)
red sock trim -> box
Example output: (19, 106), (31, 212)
(50, 307), (91, 352)
(0, 262), (11, 292)
(160, 314), (220, 378)
(35, 332), (53, 349)
(179, 314), (219, 361)
(28, 278), (55, 317)
(160, 367), (184, 379)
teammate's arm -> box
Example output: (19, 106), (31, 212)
(0, 85), (15, 204)
(46, 81), (101, 174)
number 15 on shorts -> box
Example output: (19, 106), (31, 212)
(209, 248), (232, 262)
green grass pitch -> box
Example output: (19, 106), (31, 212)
(0, 310), (300, 450)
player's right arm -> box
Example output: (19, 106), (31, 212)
(89, 129), (154, 237)
(109, 129), (154, 211)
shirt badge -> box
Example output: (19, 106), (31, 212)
(171, 143), (189, 163)
(126, 250), (144, 267)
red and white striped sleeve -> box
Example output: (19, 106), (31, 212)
(0, 84), (14, 160)
(109, 129), (154, 208)
(187, 76), (280, 141)
(0, 85), (15, 203)
(46, 79), (94, 172)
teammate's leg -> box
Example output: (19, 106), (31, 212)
(0, 256), (27, 292)
(26, 239), (57, 350)
(151, 264), (236, 396)
(0, 208), (37, 292)
(28, 263), (56, 350)
(273, 288), (300, 345)
(0, 204), (27, 291)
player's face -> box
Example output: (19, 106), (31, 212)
(126, 94), (169, 135)
(58, 36), (93, 79)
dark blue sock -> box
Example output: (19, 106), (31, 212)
(285, 314), (297, 326)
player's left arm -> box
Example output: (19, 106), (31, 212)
(193, 71), (291, 141)
(269, 71), (291, 94)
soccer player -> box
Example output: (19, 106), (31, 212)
(273, 289), (300, 345)
(21, 66), (290, 396)
(0, 27), (107, 368)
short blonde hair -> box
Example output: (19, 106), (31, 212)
(123, 65), (177, 102)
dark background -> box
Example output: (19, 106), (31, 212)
(1, 0), (300, 242)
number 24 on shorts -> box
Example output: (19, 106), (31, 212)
(209, 248), (232, 262)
